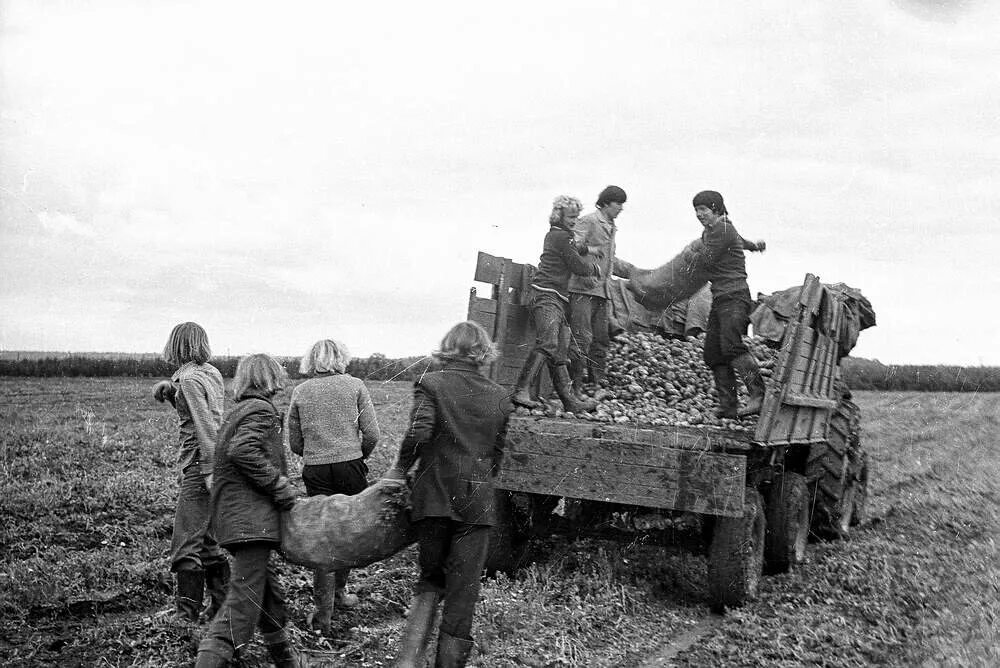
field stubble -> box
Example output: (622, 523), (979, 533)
(1, 379), (998, 667)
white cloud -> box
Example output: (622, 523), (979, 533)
(36, 210), (95, 237)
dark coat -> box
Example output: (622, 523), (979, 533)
(395, 362), (512, 526)
(211, 392), (289, 547)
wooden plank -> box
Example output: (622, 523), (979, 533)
(497, 434), (746, 516)
(508, 418), (753, 452)
(783, 392), (838, 409)
(474, 252), (505, 285)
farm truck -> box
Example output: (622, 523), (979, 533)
(469, 252), (871, 612)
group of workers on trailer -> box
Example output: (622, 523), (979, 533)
(513, 185), (767, 421)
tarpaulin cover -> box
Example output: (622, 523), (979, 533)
(626, 238), (710, 310)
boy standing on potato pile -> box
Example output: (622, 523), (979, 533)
(568, 185), (638, 399)
(511, 195), (602, 414)
(692, 190), (767, 419)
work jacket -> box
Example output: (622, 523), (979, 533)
(395, 361), (512, 526)
(700, 215), (751, 300)
(211, 391), (289, 547)
(568, 210), (637, 298)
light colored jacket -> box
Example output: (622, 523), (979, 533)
(568, 210), (637, 298)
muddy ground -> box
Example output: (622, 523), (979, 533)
(1, 379), (997, 667)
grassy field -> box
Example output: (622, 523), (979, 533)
(1, 379), (998, 667)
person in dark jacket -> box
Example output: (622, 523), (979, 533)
(387, 321), (513, 668)
(150, 321), (230, 624)
(195, 354), (305, 668)
(512, 195), (602, 414)
(692, 190), (767, 418)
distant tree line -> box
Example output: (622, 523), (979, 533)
(2, 353), (998, 392)
(0, 353), (435, 382)
(839, 358), (1000, 392)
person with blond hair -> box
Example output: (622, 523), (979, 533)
(150, 322), (229, 624)
(195, 353), (305, 668)
(286, 338), (380, 635)
(512, 195), (602, 414)
(388, 321), (512, 668)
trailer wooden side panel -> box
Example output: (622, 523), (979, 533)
(498, 430), (747, 517)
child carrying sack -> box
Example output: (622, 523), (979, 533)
(280, 477), (415, 571)
(627, 238), (710, 310)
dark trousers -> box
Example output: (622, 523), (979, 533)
(414, 518), (491, 640)
(530, 289), (577, 365)
(199, 541), (288, 660)
(171, 464), (224, 572)
(703, 295), (752, 368)
(302, 459), (369, 590)
(569, 293), (610, 374)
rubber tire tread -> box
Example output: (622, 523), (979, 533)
(807, 398), (861, 539)
(764, 472), (810, 574)
(708, 488), (766, 613)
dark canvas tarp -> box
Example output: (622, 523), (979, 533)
(608, 278), (711, 338)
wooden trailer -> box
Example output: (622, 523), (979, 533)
(469, 251), (867, 611)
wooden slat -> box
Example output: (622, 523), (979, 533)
(782, 392), (838, 409)
(474, 252), (505, 285)
(498, 432), (746, 516)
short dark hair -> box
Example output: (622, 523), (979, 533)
(596, 185), (627, 208)
(692, 190), (728, 215)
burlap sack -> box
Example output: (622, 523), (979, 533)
(279, 478), (416, 571)
(627, 238), (710, 309)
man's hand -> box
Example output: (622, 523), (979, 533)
(204, 474), (213, 493)
(152, 380), (176, 404)
(273, 476), (297, 511)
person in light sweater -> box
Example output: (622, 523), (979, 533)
(286, 339), (380, 635)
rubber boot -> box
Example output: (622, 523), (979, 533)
(589, 362), (611, 400)
(512, 350), (546, 409)
(711, 366), (739, 419)
(568, 357), (588, 401)
(267, 641), (307, 668)
(175, 568), (205, 623)
(435, 631), (474, 668)
(395, 591), (441, 668)
(334, 568), (358, 608)
(552, 364), (597, 413)
(529, 357), (544, 404)
(311, 569), (337, 635)
(203, 561), (230, 622)
(194, 648), (230, 668)
(732, 353), (766, 417)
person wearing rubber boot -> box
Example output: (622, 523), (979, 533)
(512, 195), (601, 414)
(194, 355), (306, 668)
(387, 321), (512, 668)
(287, 338), (381, 636)
(691, 190), (767, 419)
(151, 322), (230, 624)
(568, 185), (638, 400)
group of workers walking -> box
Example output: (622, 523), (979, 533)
(513, 185), (767, 421)
(151, 185), (766, 667)
(154, 319), (511, 668)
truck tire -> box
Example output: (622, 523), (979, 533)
(807, 398), (866, 539)
(764, 472), (809, 574)
(707, 488), (766, 613)
(483, 491), (530, 576)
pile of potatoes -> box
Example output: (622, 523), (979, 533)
(518, 331), (779, 431)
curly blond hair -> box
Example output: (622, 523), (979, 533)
(549, 195), (583, 225)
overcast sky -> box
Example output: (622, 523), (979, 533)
(1, 0), (998, 365)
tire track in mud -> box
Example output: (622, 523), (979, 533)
(637, 614), (723, 668)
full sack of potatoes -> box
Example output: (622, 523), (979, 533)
(280, 478), (415, 571)
(628, 238), (709, 309)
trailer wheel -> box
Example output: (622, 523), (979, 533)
(707, 488), (765, 613)
(483, 491), (529, 576)
(807, 398), (866, 539)
(764, 472), (809, 574)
